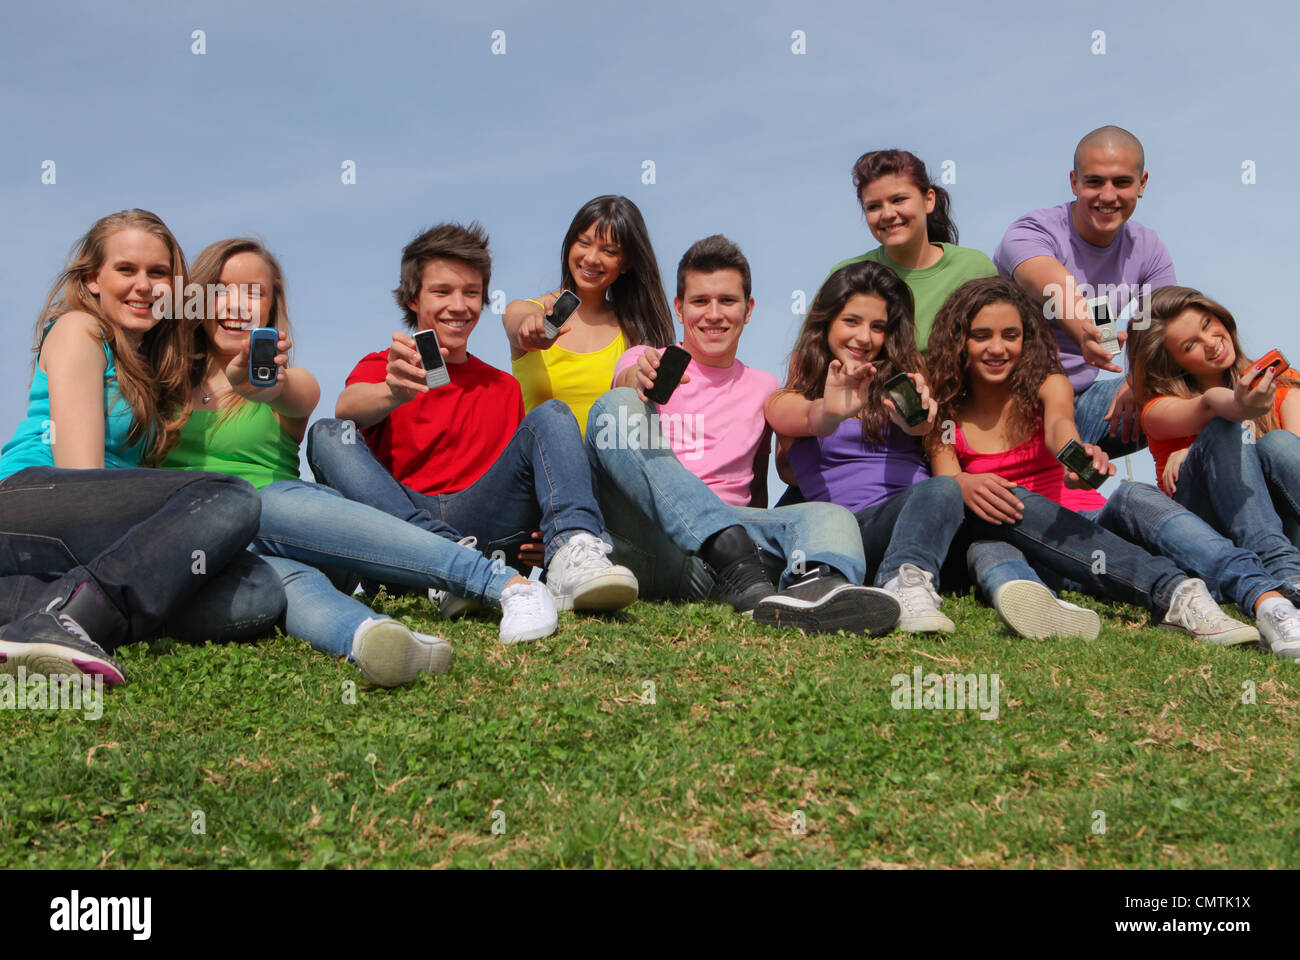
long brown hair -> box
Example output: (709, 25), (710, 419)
(189, 237), (293, 422)
(925, 277), (1064, 452)
(781, 260), (921, 445)
(1128, 285), (1299, 437)
(32, 209), (193, 463)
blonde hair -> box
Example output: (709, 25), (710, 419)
(33, 209), (194, 463)
(1127, 285), (1298, 437)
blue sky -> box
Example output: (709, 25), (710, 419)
(3, 0), (1296, 494)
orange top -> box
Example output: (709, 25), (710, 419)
(1141, 368), (1297, 494)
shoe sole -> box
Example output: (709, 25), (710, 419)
(0, 644), (126, 688)
(752, 585), (900, 636)
(354, 622), (453, 687)
(896, 613), (956, 634)
(551, 573), (639, 612)
(993, 581), (1100, 640)
(1161, 622), (1258, 647)
(441, 596), (484, 619)
(499, 618), (557, 645)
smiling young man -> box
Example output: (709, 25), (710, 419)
(994, 125), (1176, 457)
(306, 222), (637, 636)
(587, 235), (900, 635)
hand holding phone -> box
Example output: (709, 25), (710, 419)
(1056, 439), (1108, 489)
(882, 372), (928, 428)
(248, 327), (280, 388)
(544, 290), (581, 340)
(1245, 348), (1287, 387)
(1087, 296), (1122, 359)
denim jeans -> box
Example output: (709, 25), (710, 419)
(252, 480), (518, 604)
(964, 486), (1185, 618)
(1171, 418), (1300, 589)
(855, 476), (964, 587)
(259, 555), (398, 660)
(1094, 480), (1281, 613)
(1259, 428), (1300, 549)
(0, 466), (285, 647)
(307, 401), (604, 569)
(1074, 375), (1146, 458)
(585, 388), (866, 599)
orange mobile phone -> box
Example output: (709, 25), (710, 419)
(1245, 349), (1287, 386)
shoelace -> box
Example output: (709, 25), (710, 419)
(1169, 581), (1224, 631)
(44, 599), (92, 645)
(562, 535), (613, 573)
(896, 566), (941, 612)
(502, 582), (547, 617)
(1266, 608), (1300, 643)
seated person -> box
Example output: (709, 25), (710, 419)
(994, 125), (1175, 457)
(587, 235), (900, 636)
(306, 221), (637, 615)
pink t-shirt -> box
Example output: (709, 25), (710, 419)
(954, 422), (1105, 513)
(609, 345), (778, 507)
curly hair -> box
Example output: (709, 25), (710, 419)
(925, 277), (1064, 453)
(1127, 285), (1299, 437)
(780, 260), (920, 445)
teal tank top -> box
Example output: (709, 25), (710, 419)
(0, 322), (142, 481)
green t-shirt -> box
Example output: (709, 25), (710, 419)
(829, 243), (997, 349)
(162, 401), (301, 489)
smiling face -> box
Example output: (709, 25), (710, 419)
(859, 173), (936, 253)
(966, 302), (1024, 386)
(204, 251), (275, 359)
(675, 268), (753, 368)
(567, 225), (627, 297)
(1069, 144), (1148, 246)
(1162, 307), (1236, 382)
(85, 228), (173, 345)
(406, 258), (483, 363)
(828, 293), (888, 366)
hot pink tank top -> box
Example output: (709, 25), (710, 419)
(954, 422), (1105, 512)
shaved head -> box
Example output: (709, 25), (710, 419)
(1074, 126), (1145, 174)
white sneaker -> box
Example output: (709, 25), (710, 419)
(499, 580), (558, 645)
(884, 564), (954, 633)
(545, 532), (638, 612)
(428, 535), (485, 619)
(991, 579), (1100, 640)
(352, 617), (453, 688)
(1257, 605), (1300, 659)
(1160, 578), (1259, 646)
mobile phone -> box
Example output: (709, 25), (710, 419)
(883, 372), (928, 428)
(1245, 348), (1287, 386)
(1056, 439), (1107, 489)
(544, 290), (581, 339)
(645, 345), (692, 404)
(413, 329), (451, 389)
(248, 327), (279, 387)
(1087, 296), (1122, 358)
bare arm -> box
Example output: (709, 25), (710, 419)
(1011, 256), (1120, 373)
(1142, 371), (1276, 441)
(1040, 373), (1113, 485)
(43, 313), (110, 470)
(335, 332), (429, 429)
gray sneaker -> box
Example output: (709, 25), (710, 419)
(1257, 606), (1300, 659)
(885, 564), (955, 634)
(1160, 578), (1258, 646)
(352, 618), (453, 687)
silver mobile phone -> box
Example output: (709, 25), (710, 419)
(1087, 295), (1122, 358)
(413, 329), (450, 388)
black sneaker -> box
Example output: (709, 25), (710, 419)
(752, 565), (900, 636)
(0, 582), (127, 687)
(701, 525), (774, 614)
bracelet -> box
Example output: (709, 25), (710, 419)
(525, 298), (546, 308)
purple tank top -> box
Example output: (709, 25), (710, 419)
(787, 417), (930, 513)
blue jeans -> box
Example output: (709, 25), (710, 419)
(964, 487), (1185, 618)
(1074, 375), (1145, 458)
(585, 388), (866, 599)
(251, 480), (517, 603)
(1094, 481), (1281, 613)
(259, 555), (393, 660)
(307, 401), (604, 568)
(0, 466), (285, 646)
(855, 476), (964, 587)
(1171, 418), (1300, 590)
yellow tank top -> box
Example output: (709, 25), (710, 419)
(512, 330), (627, 438)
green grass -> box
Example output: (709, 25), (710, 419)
(3, 589), (1298, 869)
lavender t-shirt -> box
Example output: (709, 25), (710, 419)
(786, 417), (929, 514)
(993, 202), (1176, 392)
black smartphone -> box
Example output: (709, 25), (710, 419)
(412, 329), (450, 388)
(645, 345), (692, 404)
(1056, 439), (1106, 489)
(248, 327), (279, 387)
(1088, 295), (1122, 358)
(883, 372), (927, 428)
(544, 290), (581, 339)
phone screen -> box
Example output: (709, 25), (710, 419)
(545, 291), (581, 337)
(883, 373), (926, 427)
(249, 328), (278, 385)
(646, 345), (691, 404)
(413, 330), (445, 371)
